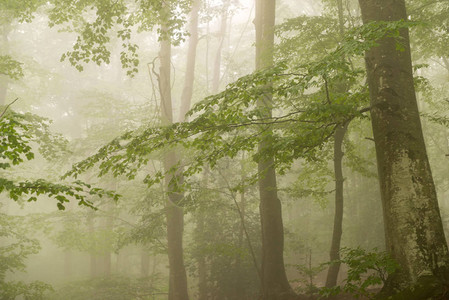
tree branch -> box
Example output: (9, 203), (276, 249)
(0, 98), (18, 118)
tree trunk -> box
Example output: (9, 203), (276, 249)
(179, 0), (200, 122)
(158, 9), (191, 299)
(325, 0), (347, 287)
(211, 0), (230, 93)
(325, 123), (348, 287)
(255, 0), (296, 299)
(358, 0), (449, 295)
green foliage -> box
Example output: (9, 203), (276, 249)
(66, 20), (420, 188)
(47, 0), (192, 76)
(187, 178), (261, 299)
(0, 212), (53, 299)
(320, 247), (399, 299)
(0, 0), (42, 24)
(409, 0), (449, 60)
(0, 55), (23, 79)
(0, 108), (119, 209)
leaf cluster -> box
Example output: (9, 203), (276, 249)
(47, 0), (192, 76)
(0, 108), (119, 209)
(321, 247), (399, 299)
(64, 20), (422, 193)
(0, 213), (54, 299)
(0, 55), (23, 80)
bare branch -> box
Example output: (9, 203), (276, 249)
(0, 98), (19, 119)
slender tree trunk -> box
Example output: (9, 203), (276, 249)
(358, 0), (449, 296)
(325, 123), (348, 287)
(325, 0), (348, 287)
(255, 0), (296, 299)
(211, 0), (230, 93)
(179, 0), (200, 122)
(157, 3), (200, 296)
(159, 31), (190, 299)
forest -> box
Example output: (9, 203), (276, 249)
(2, 0), (449, 299)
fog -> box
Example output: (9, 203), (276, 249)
(1, 0), (449, 299)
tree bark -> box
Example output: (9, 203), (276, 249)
(158, 22), (190, 300)
(179, 0), (200, 122)
(325, 0), (348, 287)
(255, 0), (296, 299)
(211, 0), (230, 93)
(358, 0), (449, 295)
(325, 123), (348, 288)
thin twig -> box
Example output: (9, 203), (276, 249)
(0, 98), (18, 118)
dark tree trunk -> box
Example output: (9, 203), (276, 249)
(358, 0), (449, 296)
(158, 22), (190, 300)
(325, 0), (348, 287)
(326, 123), (348, 288)
(255, 0), (296, 299)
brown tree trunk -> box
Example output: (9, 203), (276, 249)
(158, 29), (190, 299)
(325, 123), (348, 287)
(179, 0), (200, 122)
(255, 0), (296, 299)
(211, 0), (230, 93)
(325, 0), (347, 287)
(358, 0), (449, 296)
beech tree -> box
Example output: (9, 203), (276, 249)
(255, 0), (297, 299)
(358, 0), (449, 297)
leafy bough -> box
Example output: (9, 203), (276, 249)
(63, 20), (419, 191)
(0, 104), (119, 209)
